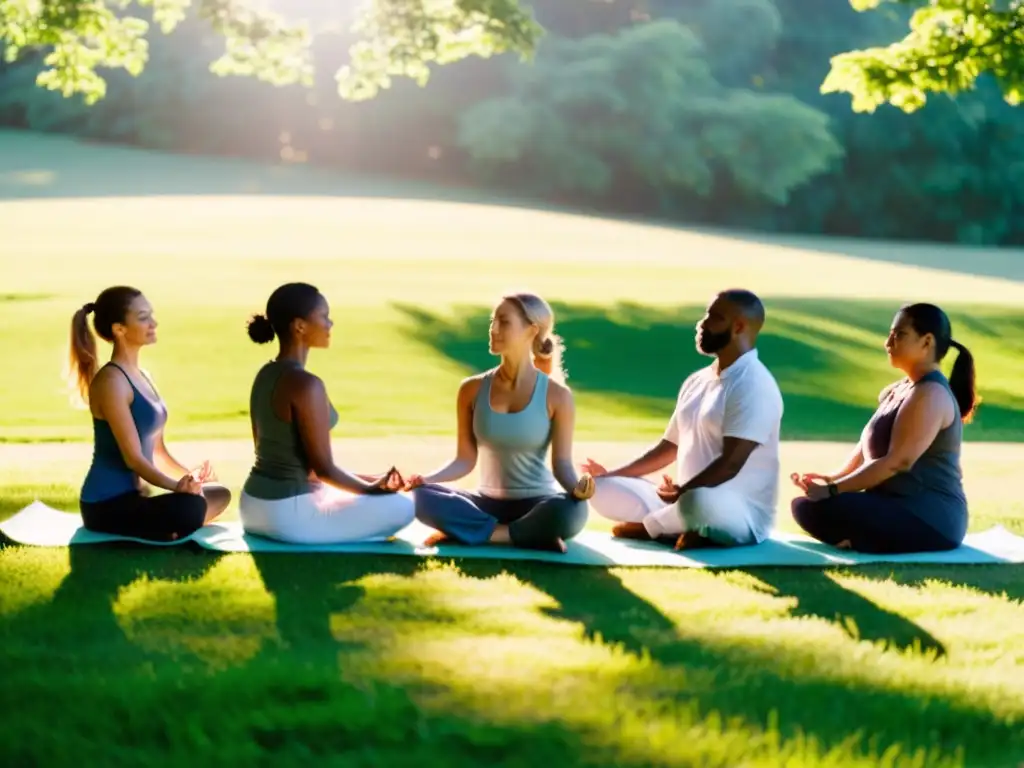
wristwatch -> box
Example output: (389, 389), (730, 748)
(827, 482), (839, 497)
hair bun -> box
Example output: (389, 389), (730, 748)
(536, 336), (554, 357)
(247, 313), (275, 344)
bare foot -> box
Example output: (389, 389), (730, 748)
(611, 522), (651, 540)
(674, 531), (716, 550)
(423, 531), (451, 547)
(488, 524), (512, 545)
(517, 537), (568, 554)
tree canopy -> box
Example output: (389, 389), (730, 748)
(5, 0), (1024, 114)
(822, 0), (1024, 113)
(0, 0), (542, 103)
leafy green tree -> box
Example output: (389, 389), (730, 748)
(0, 0), (541, 103)
(822, 0), (1024, 113)
(457, 20), (843, 206)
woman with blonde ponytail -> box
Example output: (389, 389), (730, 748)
(403, 292), (593, 553)
(69, 287), (230, 542)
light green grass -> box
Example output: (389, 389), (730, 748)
(2, 194), (1024, 443)
(2, 132), (1024, 767)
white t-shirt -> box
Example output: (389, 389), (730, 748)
(663, 349), (784, 540)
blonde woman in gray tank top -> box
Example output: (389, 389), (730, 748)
(404, 293), (595, 553)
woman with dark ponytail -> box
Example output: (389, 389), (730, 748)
(70, 287), (231, 541)
(238, 283), (414, 544)
(791, 303), (976, 553)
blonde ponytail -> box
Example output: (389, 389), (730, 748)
(504, 292), (568, 384)
(533, 332), (567, 384)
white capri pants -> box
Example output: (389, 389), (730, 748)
(239, 486), (415, 545)
(590, 476), (760, 547)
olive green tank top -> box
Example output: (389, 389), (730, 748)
(242, 360), (339, 500)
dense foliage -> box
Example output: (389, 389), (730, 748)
(2, 0), (1023, 244)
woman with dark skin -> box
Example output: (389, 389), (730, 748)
(70, 286), (231, 542)
(791, 303), (976, 554)
(238, 283), (412, 544)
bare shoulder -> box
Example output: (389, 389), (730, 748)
(284, 368), (327, 403)
(907, 379), (951, 408)
(547, 378), (574, 407)
(91, 365), (132, 399)
(457, 373), (488, 401)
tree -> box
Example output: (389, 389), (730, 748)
(822, 0), (1024, 113)
(0, 0), (541, 104)
(457, 20), (843, 207)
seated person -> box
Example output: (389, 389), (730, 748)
(239, 283), (413, 544)
(405, 292), (594, 553)
(584, 289), (783, 549)
(791, 303), (973, 554)
(70, 286), (231, 542)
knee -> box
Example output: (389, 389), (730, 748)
(679, 488), (754, 547)
(383, 493), (416, 528)
(590, 476), (651, 521)
(790, 496), (816, 529)
(557, 495), (590, 532)
(177, 493), (210, 534)
(203, 484), (232, 518)
(412, 485), (442, 521)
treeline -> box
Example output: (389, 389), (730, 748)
(2, 0), (1023, 245)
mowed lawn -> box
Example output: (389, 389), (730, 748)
(2, 133), (1024, 766)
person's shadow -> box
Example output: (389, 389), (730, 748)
(0, 543), (222, 678)
(443, 558), (1020, 764)
(247, 551), (426, 668)
(739, 567), (947, 657)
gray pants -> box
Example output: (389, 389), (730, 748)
(413, 483), (588, 550)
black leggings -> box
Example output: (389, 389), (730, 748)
(80, 490), (210, 542)
(791, 492), (962, 554)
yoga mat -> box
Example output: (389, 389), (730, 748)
(4, 501), (1024, 567)
(0, 501), (198, 547)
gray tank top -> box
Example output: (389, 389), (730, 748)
(863, 370), (967, 539)
(473, 370), (559, 499)
(242, 360), (339, 500)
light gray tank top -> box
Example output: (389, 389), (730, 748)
(473, 370), (559, 499)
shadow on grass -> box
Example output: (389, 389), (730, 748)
(0, 540), (1020, 764)
(0, 545), (220, 677)
(447, 558), (1018, 766)
(710, 228), (1024, 284)
(393, 299), (1024, 442)
(876, 563), (1024, 607)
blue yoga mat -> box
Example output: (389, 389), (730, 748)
(3, 501), (1024, 567)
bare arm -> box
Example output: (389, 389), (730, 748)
(420, 378), (480, 484)
(603, 439), (678, 478)
(835, 384), (949, 494)
(824, 439), (866, 482)
(92, 370), (186, 492)
(548, 384), (581, 494)
(677, 438), (759, 493)
(292, 376), (382, 495)
(153, 432), (190, 478)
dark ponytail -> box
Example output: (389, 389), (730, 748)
(247, 314), (275, 344)
(948, 339), (978, 423)
(67, 287), (141, 404)
(248, 283), (322, 345)
(901, 302), (979, 424)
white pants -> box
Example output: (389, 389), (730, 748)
(590, 476), (761, 546)
(239, 487), (415, 545)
